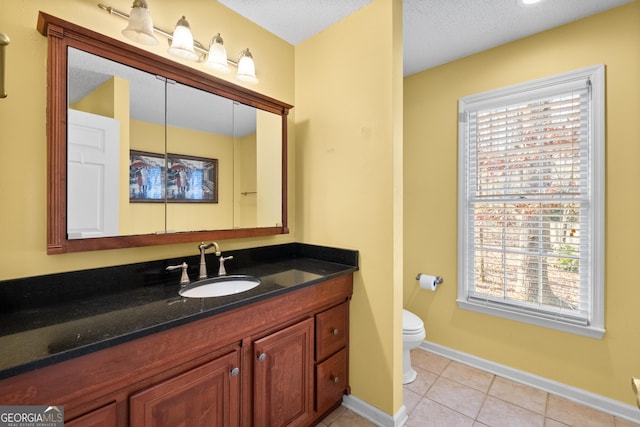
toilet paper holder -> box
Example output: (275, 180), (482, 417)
(416, 274), (443, 285)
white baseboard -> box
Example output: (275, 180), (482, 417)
(420, 341), (640, 424)
(342, 395), (408, 427)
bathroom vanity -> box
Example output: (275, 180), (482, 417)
(0, 243), (357, 426)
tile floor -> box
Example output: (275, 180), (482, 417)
(318, 348), (640, 427)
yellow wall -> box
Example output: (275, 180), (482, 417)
(295, 0), (404, 415)
(0, 0), (295, 280)
(404, 1), (640, 406)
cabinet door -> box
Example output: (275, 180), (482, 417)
(253, 318), (314, 427)
(66, 402), (117, 427)
(130, 350), (240, 427)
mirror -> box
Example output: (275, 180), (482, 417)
(38, 12), (291, 254)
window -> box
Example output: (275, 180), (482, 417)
(457, 65), (605, 338)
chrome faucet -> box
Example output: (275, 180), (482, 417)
(198, 242), (221, 279)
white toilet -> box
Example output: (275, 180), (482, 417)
(402, 309), (426, 384)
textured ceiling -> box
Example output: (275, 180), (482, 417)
(218, 0), (635, 76)
(217, 0), (373, 45)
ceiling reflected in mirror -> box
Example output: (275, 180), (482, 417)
(68, 48), (255, 137)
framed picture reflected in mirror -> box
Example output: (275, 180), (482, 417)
(167, 153), (218, 203)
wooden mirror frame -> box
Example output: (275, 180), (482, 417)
(37, 12), (292, 254)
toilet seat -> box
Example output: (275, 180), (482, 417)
(402, 309), (424, 334)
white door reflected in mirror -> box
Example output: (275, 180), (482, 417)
(67, 109), (120, 239)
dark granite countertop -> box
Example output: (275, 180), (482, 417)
(0, 243), (358, 380)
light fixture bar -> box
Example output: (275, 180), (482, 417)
(97, 3), (238, 66)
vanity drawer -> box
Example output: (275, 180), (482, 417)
(315, 302), (348, 361)
(315, 348), (348, 415)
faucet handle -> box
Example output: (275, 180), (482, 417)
(166, 262), (190, 286)
(218, 256), (233, 276)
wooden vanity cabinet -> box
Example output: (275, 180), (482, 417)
(0, 274), (353, 427)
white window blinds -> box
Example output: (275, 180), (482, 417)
(458, 66), (605, 338)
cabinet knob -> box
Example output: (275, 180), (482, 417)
(258, 353), (266, 362)
(330, 375), (340, 384)
(331, 328), (339, 335)
(230, 367), (240, 377)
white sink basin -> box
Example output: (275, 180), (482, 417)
(179, 275), (261, 298)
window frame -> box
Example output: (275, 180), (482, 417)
(457, 65), (605, 339)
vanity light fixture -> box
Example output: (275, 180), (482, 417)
(204, 33), (231, 74)
(521, 0), (543, 4)
(236, 48), (258, 84)
(98, 2), (259, 84)
(167, 16), (200, 61)
(121, 0), (158, 46)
